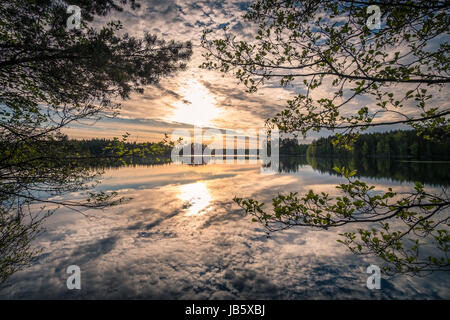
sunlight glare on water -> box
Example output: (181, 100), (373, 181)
(179, 181), (212, 216)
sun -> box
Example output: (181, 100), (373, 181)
(169, 79), (221, 127)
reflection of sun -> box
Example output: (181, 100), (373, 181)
(179, 182), (212, 216)
(169, 79), (221, 127)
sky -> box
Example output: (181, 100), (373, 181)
(65, 0), (292, 142)
(63, 0), (449, 144)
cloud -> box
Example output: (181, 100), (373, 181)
(67, 1), (449, 144)
(66, 0), (282, 140)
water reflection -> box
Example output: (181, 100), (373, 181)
(1, 156), (448, 299)
(179, 182), (212, 216)
(91, 155), (450, 187)
(273, 156), (450, 186)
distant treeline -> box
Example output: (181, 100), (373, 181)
(65, 138), (171, 157)
(42, 138), (173, 167)
(303, 129), (450, 160)
(279, 139), (309, 155)
(66, 129), (449, 161)
(68, 138), (260, 157)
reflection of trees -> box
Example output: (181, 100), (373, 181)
(276, 156), (308, 173)
(92, 155), (449, 187)
(84, 156), (172, 170)
(282, 156), (450, 187)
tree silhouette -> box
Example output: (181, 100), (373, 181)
(0, 0), (192, 282)
(202, 0), (449, 275)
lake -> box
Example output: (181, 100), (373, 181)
(0, 156), (449, 299)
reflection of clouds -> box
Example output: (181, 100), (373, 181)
(1, 163), (449, 299)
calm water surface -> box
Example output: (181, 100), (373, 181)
(1, 157), (449, 299)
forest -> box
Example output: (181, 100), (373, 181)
(304, 129), (450, 159)
(63, 129), (450, 160)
